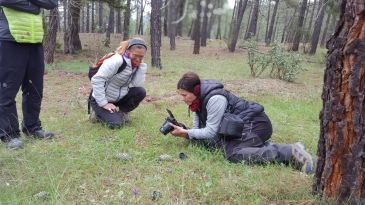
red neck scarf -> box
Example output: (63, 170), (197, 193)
(189, 84), (201, 112)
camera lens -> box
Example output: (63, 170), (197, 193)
(160, 120), (173, 135)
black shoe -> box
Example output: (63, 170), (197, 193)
(24, 129), (55, 139)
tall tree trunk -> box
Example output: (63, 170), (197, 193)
(64, 0), (82, 54)
(201, 0), (211, 47)
(98, 0), (103, 33)
(228, 0), (248, 52)
(80, 3), (84, 33)
(150, 0), (162, 68)
(266, 0), (279, 45)
(309, 0), (326, 54)
(193, 0), (202, 54)
(168, 0), (177, 50)
(313, 1), (365, 204)
(215, 0), (222, 39)
(105, 3), (114, 47)
(291, 0), (308, 51)
(117, 7), (122, 33)
(265, 0), (271, 41)
(320, 12), (331, 48)
(45, 8), (59, 64)
(244, 0), (260, 40)
(272, 11), (279, 41)
(63, 0), (67, 32)
(176, 0), (184, 36)
(123, 0), (131, 40)
(86, 2), (90, 33)
(138, 0), (144, 35)
(163, 0), (168, 36)
(91, 0), (95, 33)
(244, 2), (252, 40)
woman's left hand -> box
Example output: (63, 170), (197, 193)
(170, 123), (189, 139)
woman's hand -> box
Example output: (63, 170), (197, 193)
(103, 103), (117, 113)
(170, 123), (189, 139)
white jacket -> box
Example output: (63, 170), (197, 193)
(91, 53), (147, 107)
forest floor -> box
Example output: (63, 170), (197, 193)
(0, 34), (329, 204)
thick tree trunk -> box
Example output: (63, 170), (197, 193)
(45, 8), (59, 64)
(266, 0), (279, 45)
(176, 0), (184, 36)
(193, 0), (202, 54)
(168, 0), (177, 50)
(228, 0), (248, 52)
(291, 0), (308, 51)
(64, 0), (82, 54)
(309, 0), (326, 54)
(247, 0), (260, 40)
(91, 1), (95, 33)
(123, 0), (131, 40)
(150, 0), (162, 68)
(313, 1), (365, 204)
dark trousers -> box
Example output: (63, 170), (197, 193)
(90, 87), (146, 128)
(193, 116), (293, 164)
(0, 41), (44, 140)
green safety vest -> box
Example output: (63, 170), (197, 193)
(2, 7), (44, 43)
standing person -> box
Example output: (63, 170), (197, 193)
(90, 38), (147, 129)
(0, 0), (58, 150)
(170, 72), (315, 173)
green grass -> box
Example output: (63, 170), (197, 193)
(0, 35), (327, 204)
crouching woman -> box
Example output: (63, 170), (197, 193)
(170, 72), (315, 173)
(90, 38), (147, 129)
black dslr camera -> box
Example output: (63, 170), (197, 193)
(160, 109), (186, 135)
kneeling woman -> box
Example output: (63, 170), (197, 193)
(170, 72), (314, 173)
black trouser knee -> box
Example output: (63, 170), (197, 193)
(116, 87), (146, 112)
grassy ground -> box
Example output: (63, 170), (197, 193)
(0, 34), (326, 204)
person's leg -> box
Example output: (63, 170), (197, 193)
(21, 44), (54, 138)
(0, 41), (27, 147)
(90, 97), (124, 129)
(116, 87), (146, 112)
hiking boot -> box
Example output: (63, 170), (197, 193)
(89, 108), (98, 123)
(291, 142), (315, 174)
(24, 129), (55, 139)
(5, 138), (23, 150)
(122, 112), (130, 123)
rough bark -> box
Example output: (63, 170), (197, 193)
(291, 0), (308, 51)
(45, 8), (59, 64)
(64, 0), (82, 54)
(193, 0), (202, 54)
(150, 0), (162, 68)
(122, 0), (130, 40)
(63, 0), (67, 32)
(309, 0), (325, 54)
(138, 0), (145, 35)
(265, 0), (271, 41)
(313, 1), (365, 204)
(228, 0), (248, 52)
(163, 0), (168, 36)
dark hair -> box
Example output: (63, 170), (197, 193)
(177, 72), (200, 93)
